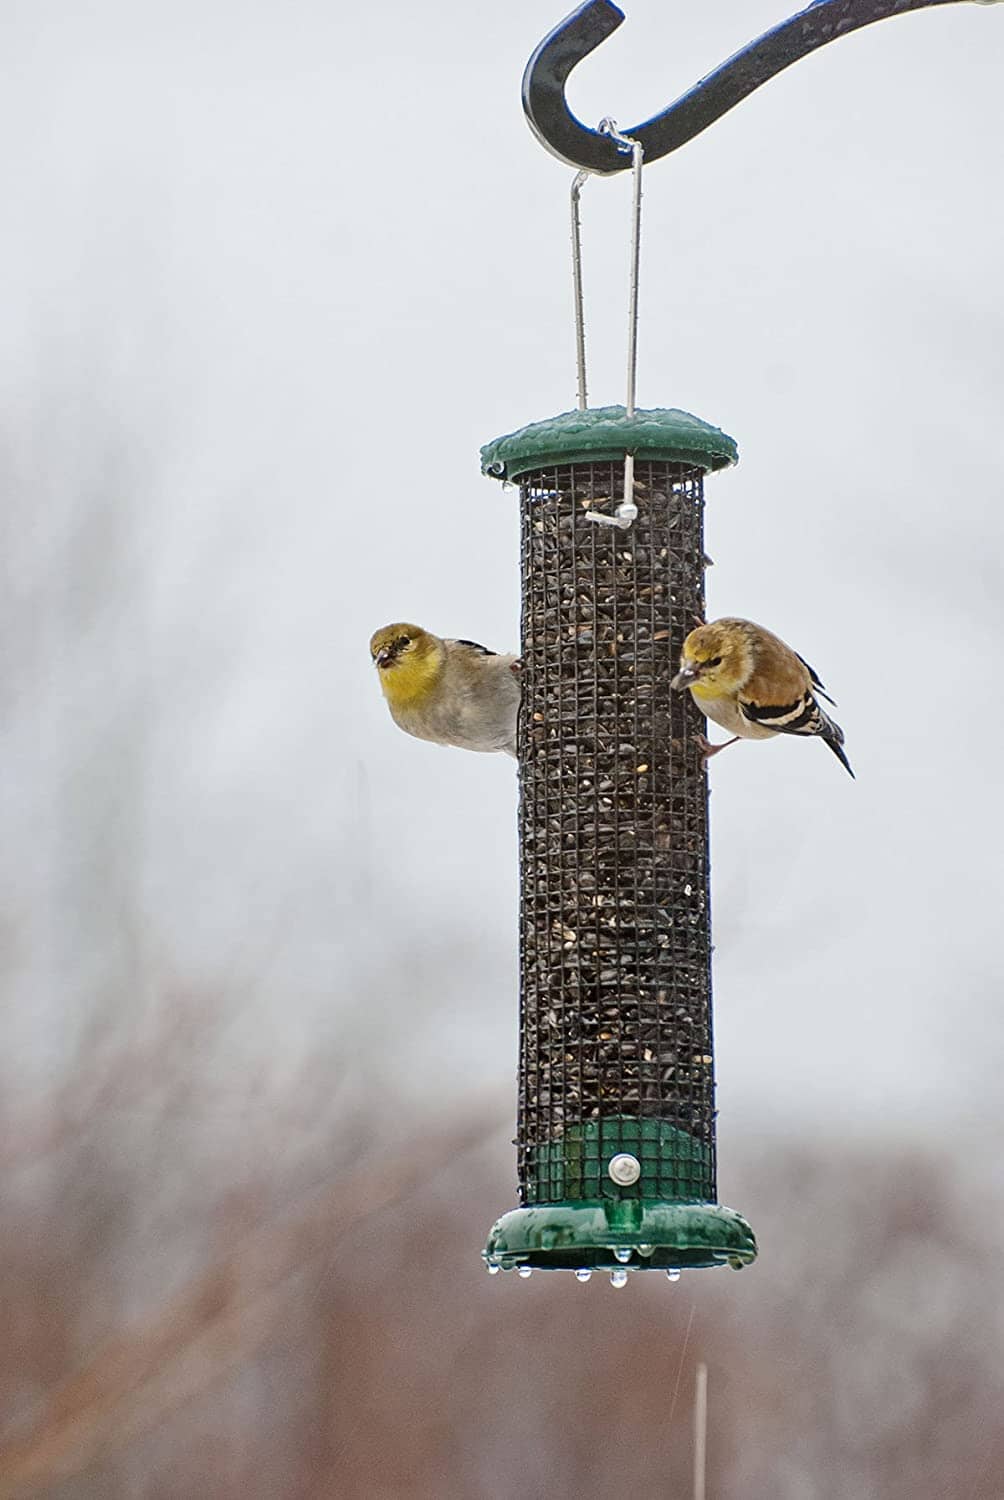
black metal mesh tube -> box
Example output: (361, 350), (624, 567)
(517, 459), (715, 1206)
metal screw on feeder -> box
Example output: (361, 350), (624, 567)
(480, 0), (1003, 1279)
(608, 1153), (642, 1186)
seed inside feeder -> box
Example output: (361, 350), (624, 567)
(517, 459), (716, 1206)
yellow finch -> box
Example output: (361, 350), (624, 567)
(671, 617), (853, 777)
(369, 622), (521, 756)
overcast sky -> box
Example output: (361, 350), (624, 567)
(1, 0), (1002, 1175)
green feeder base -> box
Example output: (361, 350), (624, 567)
(483, 1200), (757, 1275)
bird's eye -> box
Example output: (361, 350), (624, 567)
(705, 656), (722, 668)
(396, 636), (411, 649)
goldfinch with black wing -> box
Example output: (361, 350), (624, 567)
(671, 617), (853, 777)
(370, 622), (521, 756)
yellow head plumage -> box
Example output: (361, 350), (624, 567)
(671, 621), (753, 700)
(369, 622), (445, 706)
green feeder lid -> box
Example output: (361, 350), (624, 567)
(480, 405), (738, 483)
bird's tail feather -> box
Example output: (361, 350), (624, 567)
(820, 711), (854, 778)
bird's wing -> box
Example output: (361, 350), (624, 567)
(450, 638), (498, 657)
(448, 640), (521, 675)
(739, 692), (823, 736)
(740, 641), (823, 734)
(740, 691), (854, 777)
(794, 650), (836, 705)
(440, 638), (521, 754)
(741, 634), (852, 774)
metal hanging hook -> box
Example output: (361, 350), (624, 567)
(584, 120), (643, 532)
(522, 0), (1002, 175)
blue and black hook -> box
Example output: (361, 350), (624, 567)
(523, 0), (1000, 174)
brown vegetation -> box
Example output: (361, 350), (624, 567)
(1, 1061), (1001, 1500)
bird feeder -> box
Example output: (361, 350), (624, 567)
(479, 0), (1002, 1279)
(480, 408), (756, 1277)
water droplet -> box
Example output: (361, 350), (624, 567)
(666, 1268), (681, 1282)
(637, 1244), (654, 1256)
(575, 1269), (592, 1282)
(610, 1269), (629, 1288)
(613, 1247), (632, 1264)
(518, 1266), (533, 1279)
(487, 1264), (500, 1275)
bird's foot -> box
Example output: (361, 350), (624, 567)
(695, 733), (739, 766)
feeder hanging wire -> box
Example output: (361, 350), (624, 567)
(582, 120), (644, 531)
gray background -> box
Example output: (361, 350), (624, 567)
(0, 2), (1001, 1495)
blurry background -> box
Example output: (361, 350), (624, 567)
(1, 1), (1002, 1495)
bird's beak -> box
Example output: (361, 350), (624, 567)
(375, 648), (391, 668)
(671, 664), (698, 690)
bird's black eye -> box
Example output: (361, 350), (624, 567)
(396, 636), (411, 649)
(705, 656), (722, 668)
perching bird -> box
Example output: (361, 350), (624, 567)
(369, 622), (521, 756)
(671, 617), (854, 777)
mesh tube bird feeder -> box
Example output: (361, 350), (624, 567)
(471, 0), (1002, 1280)
(480, 407), (757, 1278)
